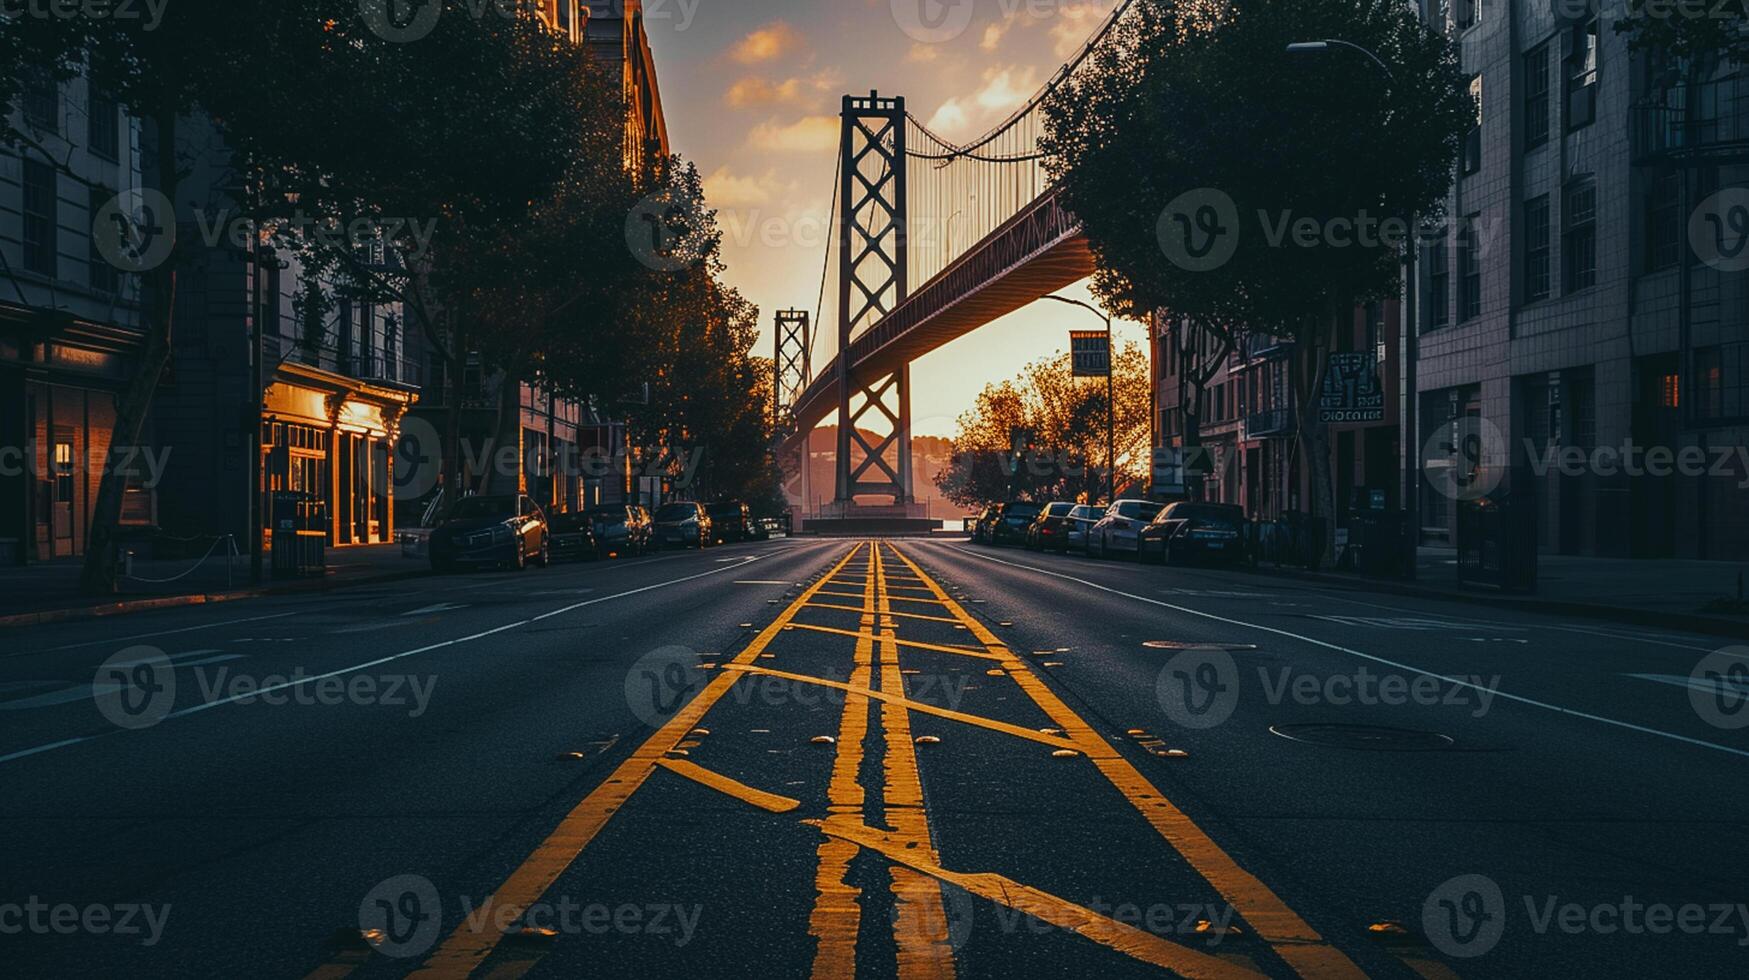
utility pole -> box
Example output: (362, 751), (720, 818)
(248, 163), (264, 585)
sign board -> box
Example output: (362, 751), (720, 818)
(1070, 331), (1110, 378)
(1321, 352), (1385, 424)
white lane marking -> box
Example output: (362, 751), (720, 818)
(0, 650), (245, 710)
(734, 580), (793, 586)
(402, 603), (469, 617)
(0, 555), (773, 767)
(1627, 672), (1749, 696)
(941, 545), (1749, 762)
(10, 612), (298, 656)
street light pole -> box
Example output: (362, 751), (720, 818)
(1286, 37), (1418, 580)
(1042, 295), (1116, 504)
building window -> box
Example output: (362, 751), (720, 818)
(1458, 217), (1482, 321)
(1364, 302), (1384, 367)
(1426, 233), (1450, 330)
(1645, 170), (1681, 271)
(1565, 19), (1598, 131)
(1524, 43), (1550, 150)
(22, 69), (58, 131)
(87, 87), (119, 160)
(1525, 195), (1551, 303)
(22, 159), (58, 277)
(1463, 75), (1483, 175)
(1695, 347), (1723, 419)
(89, 185), (118, 293)
(1564, 179), (1597, 292)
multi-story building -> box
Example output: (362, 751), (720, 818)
(1417, 1), (1748, 558)
(0, 65), (152, 564)
(149, 116), (419, 553)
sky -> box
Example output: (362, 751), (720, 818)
(636, 0), (1148, 437)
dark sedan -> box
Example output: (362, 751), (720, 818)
(1139, 502), (1249, 565)
(707, 501), (751, 544)
(429, 494), (549, 572)
(1025, 502), (1076, 552)
(990, 501), (1043, 547)
(653, 501), (712, 549)
(587, 505), (651, 557)
(548, 512), (600, 562)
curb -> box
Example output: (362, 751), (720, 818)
(0, 567), (433, 631)
(1236, 564), (1749, 643)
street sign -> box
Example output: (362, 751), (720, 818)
(1070, 331), (1110, 378)
(1320, 352), (1385, 424)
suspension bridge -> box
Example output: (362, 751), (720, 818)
(772, 2), (1137, 529)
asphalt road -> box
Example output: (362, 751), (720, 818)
(3, 536), (1746, 979)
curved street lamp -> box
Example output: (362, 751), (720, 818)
(1042, 294), (1116, 504)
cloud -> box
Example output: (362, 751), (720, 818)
(705, 166), (799, 210)
(730, 21), (803, 65)
(1050, 1), (1116, 58)
(724, 70), (843, 109)
(906, 43), (940, 63)
(924, 66), (1042, 139)
(747, 115), (840, 154)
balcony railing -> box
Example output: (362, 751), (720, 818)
(348, 350), (422, 389)
(1244, 407), (1295, 439)
(1633, 75), (1749, 165)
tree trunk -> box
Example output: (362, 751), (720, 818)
(1291, 314), (1338, 564)
(80, 110), (179, 596)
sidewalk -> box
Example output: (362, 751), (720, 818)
(1256, 546), (1749, 641)
(0, 542), (430, 628)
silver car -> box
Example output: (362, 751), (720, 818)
(1065, 504), (1103, 553)
(1086, 499), (1166, 560)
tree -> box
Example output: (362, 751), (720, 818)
(1042, 0), (1471, 536)
(934, 342), (1151, 509)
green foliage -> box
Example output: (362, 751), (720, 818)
(1041, 0), (1471, 332)
(934, 342), (1151, 509)
(1615, 0), (1747, 66)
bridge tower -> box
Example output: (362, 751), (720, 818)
(773, 310), (811, 512)
(834, 91), (913, 507)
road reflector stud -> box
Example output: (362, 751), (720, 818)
(998, 621), (1014, 627)
(1194, 920), (1244, 938)
(677, 740), (701, 750)
(689, 728), (711, 737)
(739, 623), (755, 628)
(666, 748), (690, 757)
(1126, 728), (1146, 736)
(811, 735), (837, 745)
(1043, 661), (1064, 667)
(695, 663), (718, 670)
(1161, 749), (1189, 758)
(1038, 727), (1063, 736)
(1051, 749), (1080, 758)
(985, 669), (1005, 676)
(558, 751), (587, 760)
(1366, 922), (1411, 942)
(915, 735), (941, 745)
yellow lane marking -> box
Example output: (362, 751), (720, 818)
(805, 601), (961, 624)
(809, 541), (878, 979)
(406, 543), (870, 980)
(787, 622), (1007, 660)
(811, 818), (1265, 980)
(813, 589), (870, 601)
(874, 545), (958, 980)
(886, 544), (1366, 980)
(654, 758), (801, 814)
(721, 664), (1071, 749)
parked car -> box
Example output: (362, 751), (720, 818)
(1064, 503), (1103, 553)
(548, 511), (600, 562)
(653, 501), (712, 549)
(707, 501), (751, 544)
(1085, 499), (1166, 560)
(990, 501), (1043, 546)
(1139, 502), (1249, 565)
(969, 505), (999, 543)
(587, 504), (652, 557)
(429, 494), (550, 572)
(1025, 502), (1076, 551)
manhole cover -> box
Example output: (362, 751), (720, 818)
(1268, 724), (1455, 751)
(1143, 641), (1259, 651)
